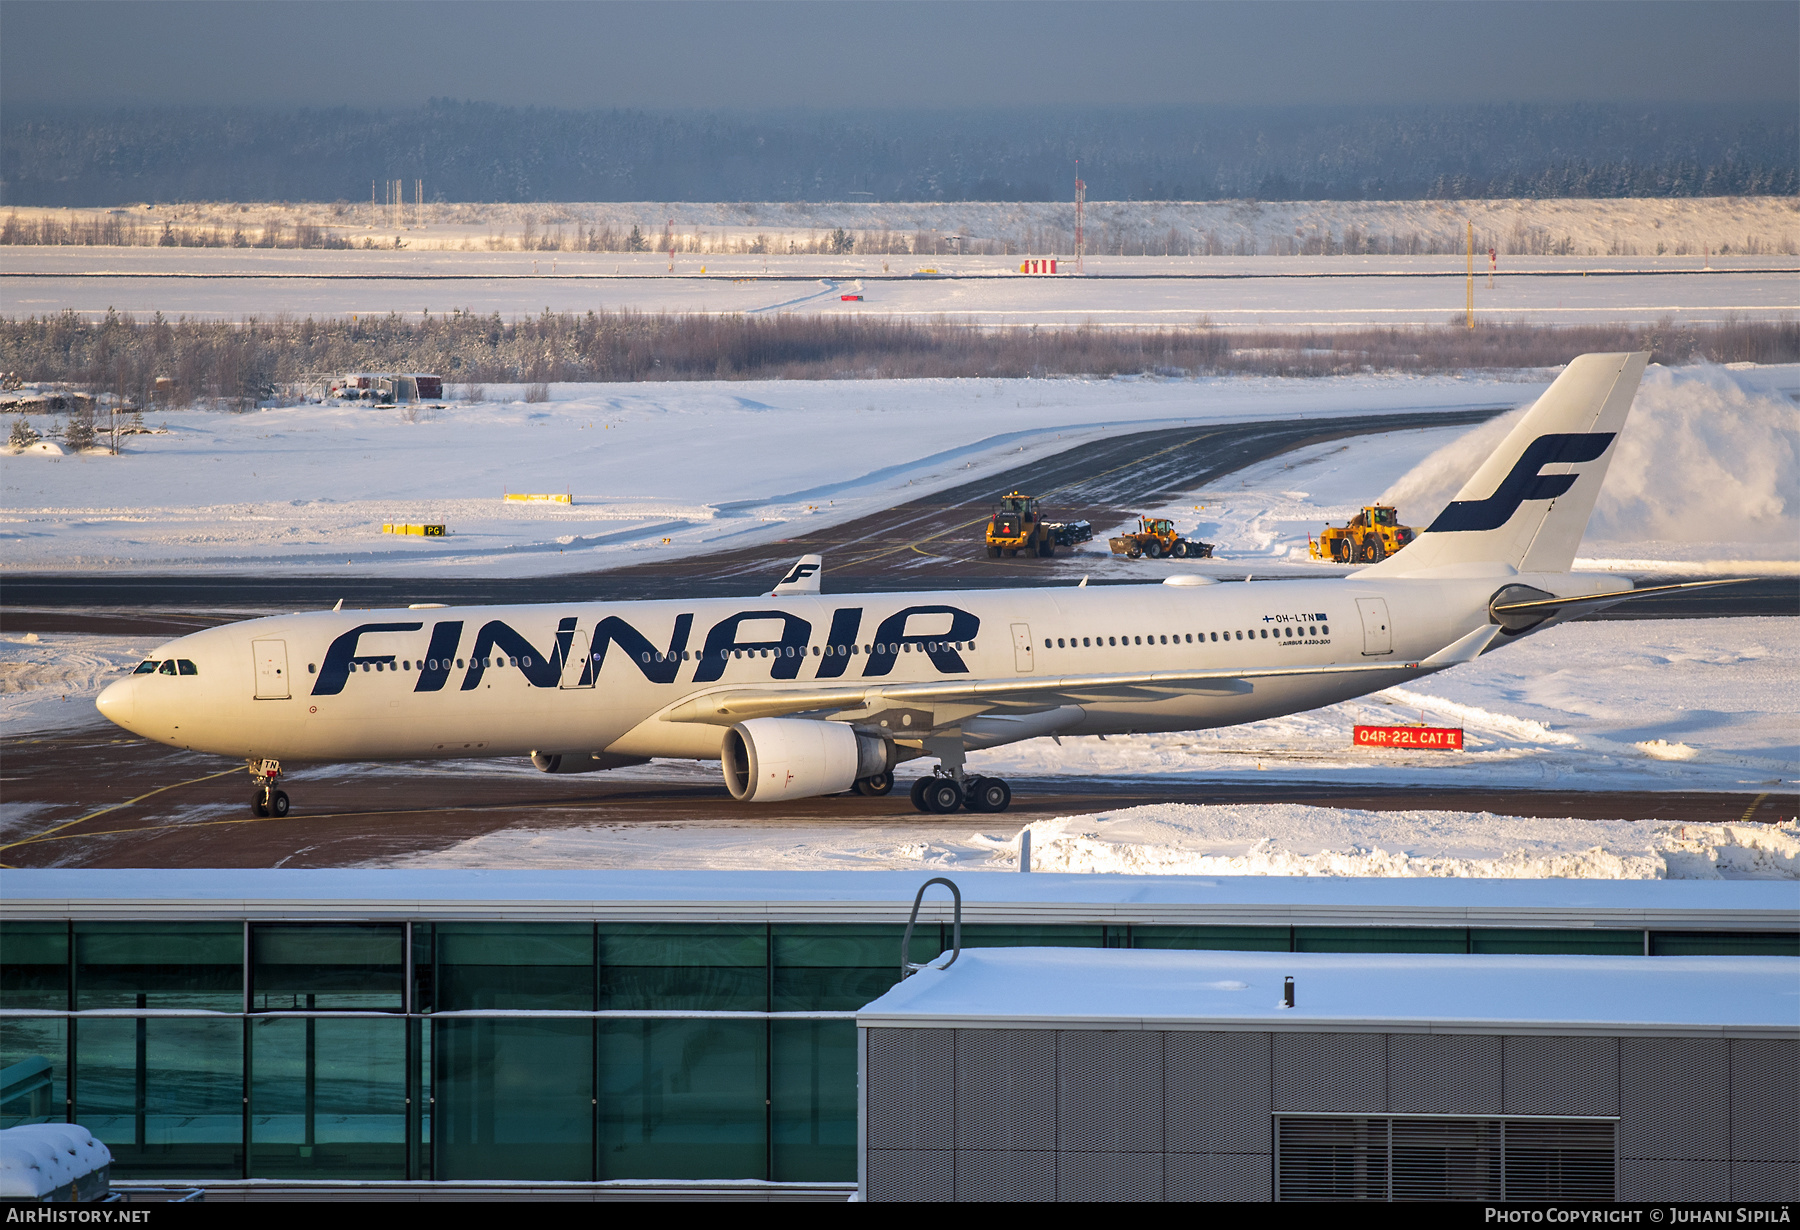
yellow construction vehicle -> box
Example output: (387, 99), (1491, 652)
(985, 491), (1092, 558)
(1108, 516), (1213, 560)
(1309, 504), (1416, 564)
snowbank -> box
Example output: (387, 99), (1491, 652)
(1380, 363), (1800, 548)
(1010, 804), (1799, 880)
(380, 801), (1798, 880)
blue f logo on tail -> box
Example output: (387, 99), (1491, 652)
(1428, 432), (1616, 533)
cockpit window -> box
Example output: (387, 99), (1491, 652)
(134, 660), (160, 674)
(177, 659), (198, 675)
(158, 660), (178, 675)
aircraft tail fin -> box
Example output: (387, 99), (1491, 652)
(770, 554), (823, 596)
(1365, 352), (1648, 576)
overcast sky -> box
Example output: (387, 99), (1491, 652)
(4, 0), (1795, 111)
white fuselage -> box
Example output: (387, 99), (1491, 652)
(95, 570), (1605, 765)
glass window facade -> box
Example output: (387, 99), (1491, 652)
(1, 917), (1790, 1182)
(74, 1017), (244, 1178)
(76, 921), (241, 1012)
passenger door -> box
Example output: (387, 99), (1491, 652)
(1355, 598), (1393, 656)
(1011, 623), (1035, 673)
(253, 639), (290, 699)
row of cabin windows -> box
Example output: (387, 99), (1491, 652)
(1044, 625), (1328, 649)
(303, 656), (537, 675)
(298, 642), (982, 674)
(699, 640), (974, 664)
(133, 659), (198, 675)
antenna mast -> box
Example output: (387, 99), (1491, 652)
(1074, 163), (1086, 276)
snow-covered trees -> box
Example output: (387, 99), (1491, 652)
(62, 410), (96, 451)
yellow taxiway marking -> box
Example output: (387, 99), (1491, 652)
(0, 767), (241, 862)
(1737, 792), (1771, 824)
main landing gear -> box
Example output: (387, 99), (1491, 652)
(249, 758), (289, 818)
(854, 772), (895, 797)
(909, 769), (1012, 814)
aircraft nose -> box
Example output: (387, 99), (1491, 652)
(96, 677), (137, 730)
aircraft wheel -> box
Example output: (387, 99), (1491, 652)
(965, 777), (1011, 813)
(270, 790), (290, 818)
(910, 777), (933, 812)
(921, 778), (964, 814)
(251, 792), (269, 818)
(855, 772), (893, 797)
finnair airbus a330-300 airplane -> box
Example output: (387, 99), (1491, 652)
(97, 352), (1722, 817)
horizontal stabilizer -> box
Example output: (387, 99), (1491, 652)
(1490, 577), (1751, 618)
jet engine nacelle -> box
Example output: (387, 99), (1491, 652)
(722, 718), (894, 802)
(530, 751), (650, 774)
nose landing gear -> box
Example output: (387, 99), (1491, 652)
(248, 758), (289, 818)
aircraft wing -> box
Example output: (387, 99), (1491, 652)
(660, 626), (1499, 727)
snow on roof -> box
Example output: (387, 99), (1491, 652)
(0, 1125), (111, 1200)
(856, 947), (1800, 1035)
(2, 868), (1795, 927)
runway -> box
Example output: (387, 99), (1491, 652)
(2, 719), (1790, 869)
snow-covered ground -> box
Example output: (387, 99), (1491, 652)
(0, 632), (148, 732)
(6, 246), (1791, 327)
(6, 363), (1794, 578)
(0, 369), (1540, 576)
(379, 800), (1799, 882)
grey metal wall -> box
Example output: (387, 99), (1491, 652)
(862, 1028), (1800, 1202)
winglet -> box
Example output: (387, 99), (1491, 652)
(771, 554), (823, 597)
(1419, 624), (1502, 669)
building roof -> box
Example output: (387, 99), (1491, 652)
(855, 947), (1800, 1037)
(2, 868), (1795, 929)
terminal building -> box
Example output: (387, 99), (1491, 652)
(1, 870), (1794, 1201)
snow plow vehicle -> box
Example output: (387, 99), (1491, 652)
(984, 491), (1093, 558)
(1309, 504), (1416, 564)
(1108, 516), (1214, 560)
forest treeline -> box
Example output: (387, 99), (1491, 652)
(4, 101), (1794, 206)
(4, 310), (1795, 406)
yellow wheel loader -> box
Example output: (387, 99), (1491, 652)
(1309, 504), (1416, 564)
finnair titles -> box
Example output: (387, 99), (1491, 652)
(99, 353), (1721, 816)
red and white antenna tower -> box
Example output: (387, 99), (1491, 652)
(1074, 163), (1086, 276)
